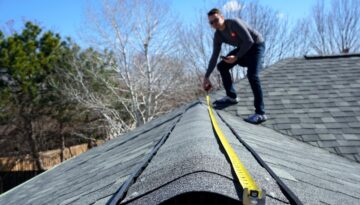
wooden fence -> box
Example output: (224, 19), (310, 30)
(0, 141), (104, 193)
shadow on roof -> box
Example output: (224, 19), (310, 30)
(158, 191), (241, 205)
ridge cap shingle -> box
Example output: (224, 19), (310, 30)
(304, 53), (360, 60)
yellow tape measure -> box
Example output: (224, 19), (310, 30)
(206, 95), (264, 205)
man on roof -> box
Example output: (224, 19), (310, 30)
(203, 8), (267, 124)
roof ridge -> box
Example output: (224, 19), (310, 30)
(121, 102), (291, 204)
(304, 53), (360, 59)
(107, 101), (200, 205)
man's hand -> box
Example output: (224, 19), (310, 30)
(223, 55), (237, 64)
(203, 77), (212, 91)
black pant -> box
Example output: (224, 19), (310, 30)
(217, 42), (265, 115)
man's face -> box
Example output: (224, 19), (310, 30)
(208, 13), (224, 29)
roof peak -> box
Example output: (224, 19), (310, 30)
(304, 53), (360, 60)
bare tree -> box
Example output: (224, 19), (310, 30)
(309, 0), (334, 54)
(77, 0), (192, 129)
(177, 13), (222, 93)
(222, 0), (293, 66)
(286, 18), (312, 57)
(52, 49), (132, 139)
(308, 0), (360, 55)
(329, 0), (360, 53)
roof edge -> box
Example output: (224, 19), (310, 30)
(304, 53), (360, 60)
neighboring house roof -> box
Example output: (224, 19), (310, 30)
(220, 54), (360, 162)
(1, 54), (360, 205)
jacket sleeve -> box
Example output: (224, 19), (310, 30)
(233, 19), (254, 59)
(205, 32), (221, 78)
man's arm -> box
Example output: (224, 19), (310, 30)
(205, 33), (221, 78)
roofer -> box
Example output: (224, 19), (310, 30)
(203, 8), (267, 124)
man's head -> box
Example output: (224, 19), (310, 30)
(207, 8), (225, 30)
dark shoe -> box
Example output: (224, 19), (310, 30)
(244, 114), (267, 124)
(213, 96), (239, 105)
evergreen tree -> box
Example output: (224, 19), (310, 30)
(0, 22), (68, 170)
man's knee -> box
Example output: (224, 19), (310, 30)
(217, 61), (226, 72)
(217, 61), (234, 72)
(247, 73), (260, 82)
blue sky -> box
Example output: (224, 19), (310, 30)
(0, 0), (316, 46)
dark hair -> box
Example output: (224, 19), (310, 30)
(207, 8), (222, 16)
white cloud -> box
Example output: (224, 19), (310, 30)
(276, 12), (286, 19)
(223, 0), (243, 13)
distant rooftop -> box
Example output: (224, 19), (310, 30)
(304, 53), (360, 59)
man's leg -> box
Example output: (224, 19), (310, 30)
(246, 43), (265, 115)
(216, 49), (239, 99)
(217, 61), (237, 98)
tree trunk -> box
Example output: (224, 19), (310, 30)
(87, 139), (96, 149)
(60, 135), (65, 162)
(0, 176), (3, 194)
(60, 122), (65, 162)
(22, 112), (45, 171)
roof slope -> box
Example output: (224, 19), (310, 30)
(0, 104), (189, 205)
(0, 103), (291, 205)
(220, 54), (360, 162)
(218, 110), (360, 205)
(120, 104), (288, 204)
(1, 99), (360, 204)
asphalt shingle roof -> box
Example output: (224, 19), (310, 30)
(1, 54), (360, 205)
(121, 104), (288, 204)
(217, 110), (360, 205)
(0, 104), (189, 205)
(217, 54), (360, 162)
